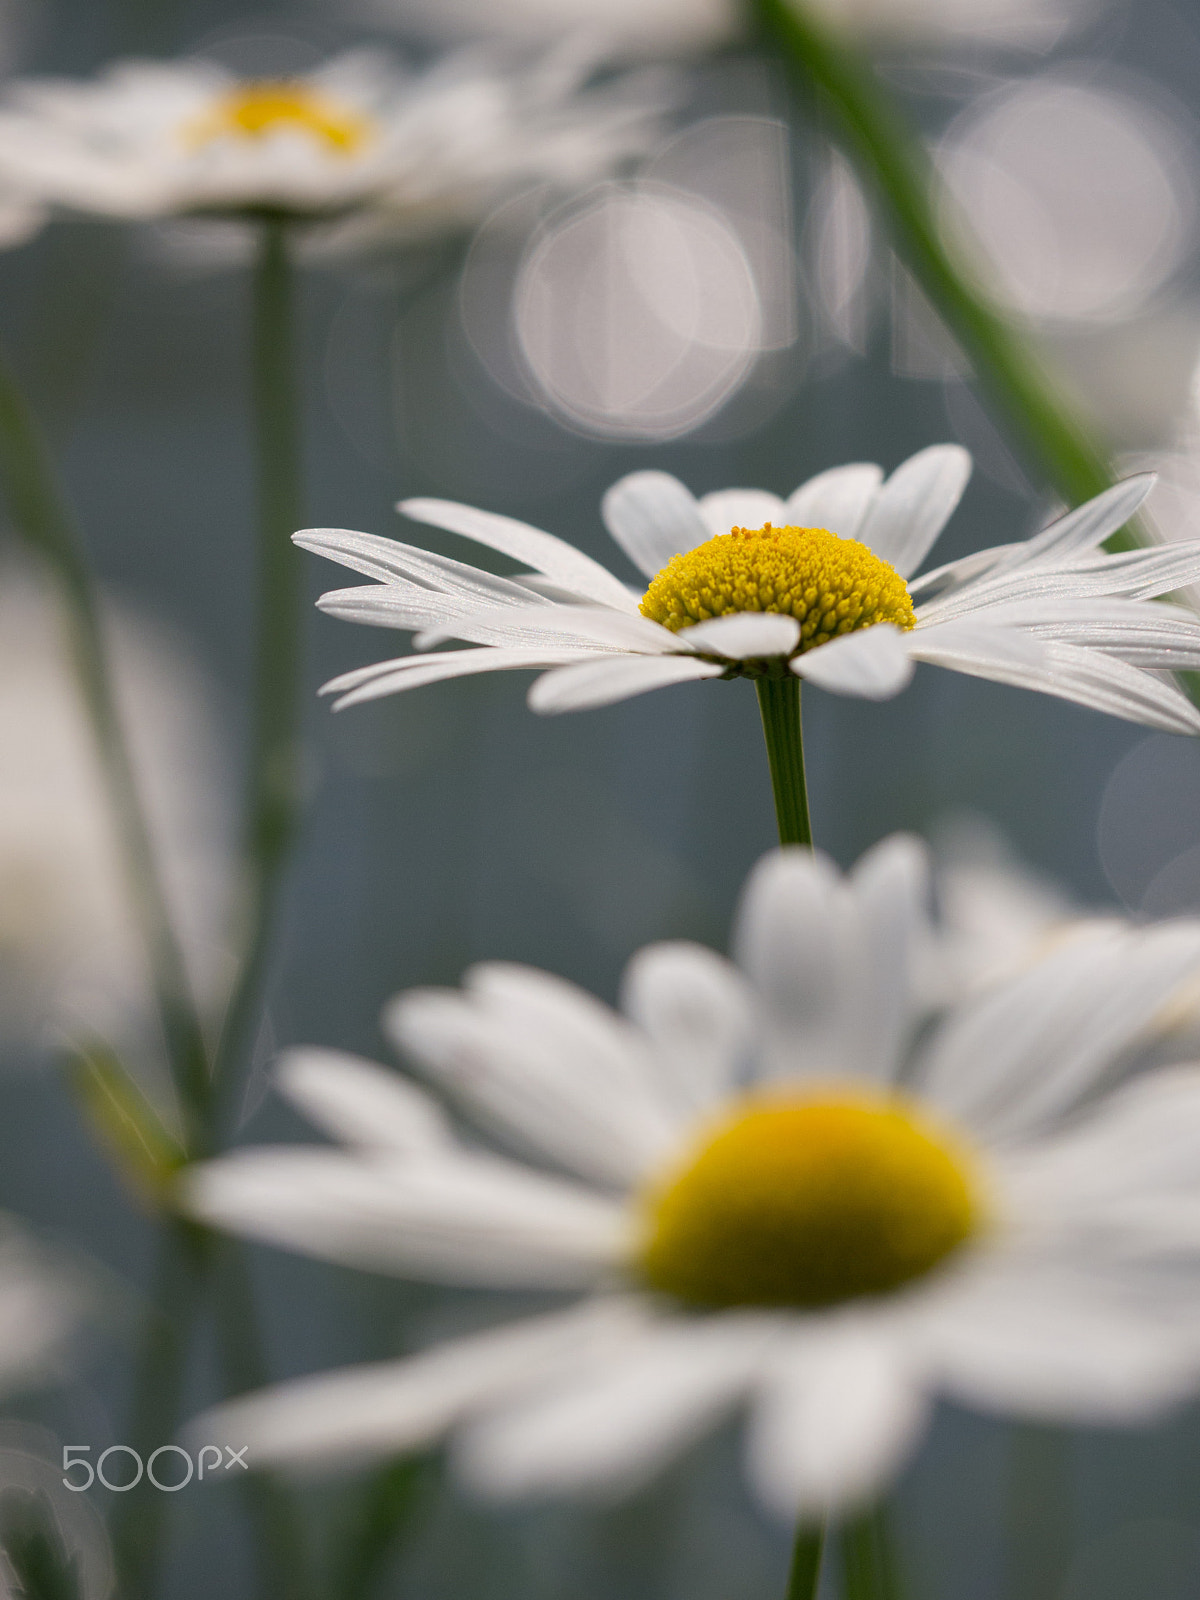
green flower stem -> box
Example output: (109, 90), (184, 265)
(111, 1218), (211, 1600)
(752, 0), (1130, 542)
(786, 1521), (827, 1600)
(207, 214), (306, 1147)
(841, 1505), (905, 1600)
(0, 343), (212, 1128)
(757, 674), (813, 847)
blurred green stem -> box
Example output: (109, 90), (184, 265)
(786, 1521), (826, 1600)
(841, 1505), (905, 1600)
(753, 0), (1132, 543)
(757, 674), (813, 847)
(207, 214), (306, 1148)
(111, 1219), (211, 1600)
(0, 344), (212, 1129)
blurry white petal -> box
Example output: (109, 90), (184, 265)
(188, 1299), (648, 1469)
(733, 847), (851, 1081)
(791, 626), (914, 699)
(182, 1148), (628, 1286)
(399, 498), (637, 610)
(786, 463), (883, 540)
(295, 527), (548, 606)
(842, 835), (931, 1083)
(528, 654), (724, 713)
(619, 941), (754, 1111)
(856, 445), (972, 578)
(387, 965), (684, 1187)
(747, 1328), (929, 1517)
(459, 1317), (776, 1498)
(276, 1048), (453, 1153)
(601, 471), (710, 579)
(698, 489), (788, 538)
(918, 923), (1200, 1140)
(678, 612), (800, 658)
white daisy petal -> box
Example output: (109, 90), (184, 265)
(458, 1316), (778, 1499)
(399, 498), (639, 611)
(908, 619), (1050, 674)
(987, 475), (1156, 575)
(790, 625), (914, 699)
(619, 942), (755, 1112)
(181, 1149), (628, 1286)
(295, 527), (549, 607)
(677, 612), (801, 659)
(601, 471), (711, 579)
(415, 603), (676, 655)
(842, 835), (932, 1084)
(276, 1048), (453, 1154)
(856, 445), (972, 579)
(698, 489), (789, 539)
(386, 966), (684, 1187)
(786, 463), (884, 540)
(919, 543), (1200, 624)
(747, 1326), (930, 1518)
(528, 654), (725, 714)
(920, 1258), (1200, 1422)
(733, 847), (853, 1081)
(951, 598), (1200, 669)
(918, 922), (1200, 1140)
(324, 647), (603, 710)
(187, 1299), (648, 1469)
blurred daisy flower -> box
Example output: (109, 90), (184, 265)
(0, 567), (232, 1069)
(0, 45), (667, 237)
(185, 839), (1200, 1515)
(304, 446), (1200, 733)
(355, 0), (1097, 58)
(0, 1221), (88, 1399)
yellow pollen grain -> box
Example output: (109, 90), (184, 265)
(637, 1092), (980, 1310)
(639, 524), (915, 652)
(185, 82), (371, 154)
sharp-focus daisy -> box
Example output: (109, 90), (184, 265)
(305, 446), (1200, 736)
(0, 45), (665, 232)
(184, 838), (1200, 1518)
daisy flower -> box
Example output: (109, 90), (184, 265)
(0, 45), (666, 233)
(183, 838), (1200, 1519)
(304, 445), (1200, 736)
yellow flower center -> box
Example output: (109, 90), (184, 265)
(185, 82), (371, 155)
(637, 1092), (980, 1309)
(639, 524), (915, 653)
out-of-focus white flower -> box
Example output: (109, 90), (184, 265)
(351, 0), (1096, 57)
(0, 567), (232, 1065)
(302, 448), (1200, 734)
(925, 818), (1122, 998)
(185, 839), (1200, 1516)
(0, 45), (668, 243)
(0, 1222), (88, 1399)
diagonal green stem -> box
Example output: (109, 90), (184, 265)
(0, 343), (212, 1128)
(757, 675), (813, 847)
(841, 1505), (905, 1600)
(206, 213), (306, 1148)
(786, 1520), (826, 1600)
(752, 0), (1123, 529)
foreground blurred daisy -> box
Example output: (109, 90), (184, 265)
(0, 46), (664, 234)
(305, 446), (1200, 734)
(184, 838), (1200, 1524)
